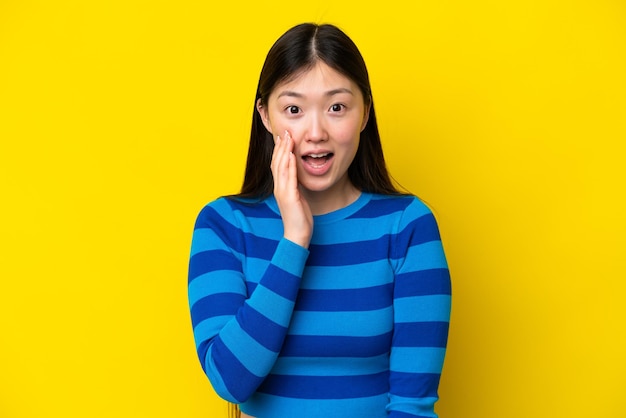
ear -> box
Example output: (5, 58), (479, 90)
(256, 98), (273, 134)
(360, 100), (371, 132)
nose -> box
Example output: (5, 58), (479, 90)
(303, 113), (328, 142)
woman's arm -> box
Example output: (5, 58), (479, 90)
(388, 199), (452, 417)
(188, 201), (309, 403)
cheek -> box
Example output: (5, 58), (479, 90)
(333, 121), (362, 147)
(268, 113), (302, 139)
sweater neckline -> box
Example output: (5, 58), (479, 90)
(266, 192), (372, 224)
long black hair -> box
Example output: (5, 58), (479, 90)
(234, 23), (401, 200)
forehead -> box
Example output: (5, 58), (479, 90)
(272, 62), (360, 98)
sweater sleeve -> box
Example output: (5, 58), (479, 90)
(387, 198), (451, 418)
(188, 200), (309, 403)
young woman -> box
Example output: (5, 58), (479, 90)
(188, 23), (451, 418)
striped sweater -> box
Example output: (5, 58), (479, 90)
(188, 192), (451, 418)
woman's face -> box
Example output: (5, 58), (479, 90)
(258, 62), (370, 202)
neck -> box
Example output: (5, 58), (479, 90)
(299, 181), (361, 216)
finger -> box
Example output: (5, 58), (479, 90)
(275, 131), (291, 169)
(272, 135), (290, 189)
(287, 150), (298, 190)
(271, 134), (288, 174)
(283, 130), (291, 145)
(270, 134), (280, 168)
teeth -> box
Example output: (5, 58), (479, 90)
(308, 153), (329, 158)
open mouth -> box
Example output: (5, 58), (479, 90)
(302, 152), (334, 168)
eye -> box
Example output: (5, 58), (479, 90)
(329, 103), (345, 112)
(286, 105), (301, 114)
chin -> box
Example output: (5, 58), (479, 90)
(298, 180), (335, 194)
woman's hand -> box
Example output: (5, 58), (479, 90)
(271, 130), (313, 248)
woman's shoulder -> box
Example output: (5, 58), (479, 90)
(363, 193), (433, 218)
(196, 195), (279, 224)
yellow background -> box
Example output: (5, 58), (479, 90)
(1, 0), (625, 417)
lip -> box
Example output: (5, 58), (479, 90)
(299, 149), (334, 176)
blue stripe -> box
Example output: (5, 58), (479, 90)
(242, 393), (389, 418)
(307, 217), (442, 268)
(242, 257), (270, 285)
(393, 322), (449, 348)
(258, 371), (389, 399)
(267, 239), (309, 278)
(239, 232), (278, 259)
(193, 315), (230, 349)
(220, 320), (278, 378)
(395, 199), (435, 229)
(388, 395), (439, 416)
(271, 354), (389, 376)
(208, 339), (266, 403)
(389, 371), (441, 398)
(311, 218), (393, 244)
(394, 268), (451, 297)
(190, 228), (231, 256)
(247, 285), (296, 328)
(347, 195), (413, 219)
(394, 295), (452, 322)
(397, 241), (448, 272)
(390, 347), (446, 374)
(289, 307), (393, 337)
(254, 263), (301, 302)
(388, 411), (434, 418)
(235, 217), (284, 239)
(227, 198), (281, 219)
(194, 205), (244, 252)
(190, 293), (244, 328)
(395, 213), (441, 250)
(280, 333), (392, 357)
(196, 340), (211, 372)
(188, 271), (246, 307)
(239, 306), (288, 352)
(300, 260), (393, 289)
(195, 204), (280, 259)
(296, 283), (393, 311)
(188, 249), (242, 282)
(245, 281), (258, 294)
(307, 235), (391, 266)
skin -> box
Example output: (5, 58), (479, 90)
(257, 61), (370, 249)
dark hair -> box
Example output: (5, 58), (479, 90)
(234, 23), (401, 200)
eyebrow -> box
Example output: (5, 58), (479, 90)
(276, 88), (354, 99)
